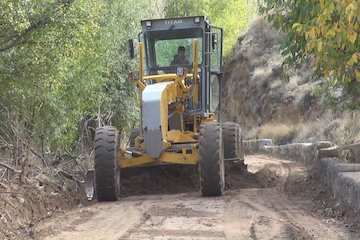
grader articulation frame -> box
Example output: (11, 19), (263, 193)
(85, 16), (244, 201)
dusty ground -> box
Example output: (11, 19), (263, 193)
(16, 155), (360, 240)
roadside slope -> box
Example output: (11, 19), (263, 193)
(222, 19), (324, 128)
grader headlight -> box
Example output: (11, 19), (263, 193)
(176, 67), (188, 77)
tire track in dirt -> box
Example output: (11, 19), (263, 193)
(121, 198), (227, 239)
(223, 156), (352, 240)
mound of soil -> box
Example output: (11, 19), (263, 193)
(225, 161), (280, 189)
(120, 165), (199, 197)
(0, 177), (84, 239)
(119, 161), (279, 197)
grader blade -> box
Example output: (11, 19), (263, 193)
(84, 169), (95, 201)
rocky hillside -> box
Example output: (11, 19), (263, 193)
(221, 19), (360, 145)
(221, 19), (324, 127)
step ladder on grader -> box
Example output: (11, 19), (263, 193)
(85, 16), (244, 201)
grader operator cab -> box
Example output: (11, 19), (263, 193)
(85, 16), (244, 201)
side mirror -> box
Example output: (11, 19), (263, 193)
(128, 39), (135, 59)
(211, 33), (217, 52)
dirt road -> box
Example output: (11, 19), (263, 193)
(30, 155), (359, 240)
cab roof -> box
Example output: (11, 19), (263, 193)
(140, 16), (209, 32)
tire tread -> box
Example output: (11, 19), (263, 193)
(199, 123), (224, 196)
(94, 126), (119, 201)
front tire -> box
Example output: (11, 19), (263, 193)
(199, 123), (225, 197)
(94, 126), (120, 201)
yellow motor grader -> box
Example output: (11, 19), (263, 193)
(85, 16), (244, 201)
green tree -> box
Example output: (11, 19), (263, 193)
(164, 0), (257, 56)
(0, 0), (157, 152)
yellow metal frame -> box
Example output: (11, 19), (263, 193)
(123, 39), (206, 168)
(166, 130), (197, 143)
(120, 144), (198, 168)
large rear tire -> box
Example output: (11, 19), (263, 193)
(94, 126), (120, 201)
(199, 123), (225, 197)
(222, 122), (244, 161)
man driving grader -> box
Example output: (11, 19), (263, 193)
(171, 46), (190, 66)
(86, 16), (244, 201)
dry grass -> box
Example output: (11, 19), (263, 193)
(253, 123), (297, 145)
(245, 110), (360, 146)
(325, 111), (360, 145)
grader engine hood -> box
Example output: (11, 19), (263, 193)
(142, 82), (173, 158)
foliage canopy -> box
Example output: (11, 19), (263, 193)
(0, 0), (156, 151)
(164, 0), (257, 57)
